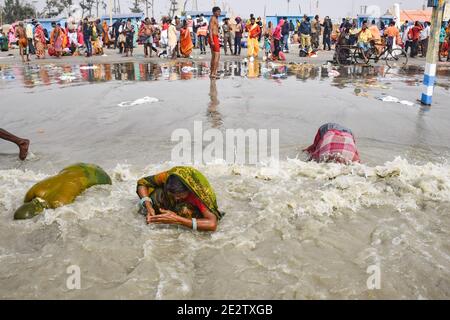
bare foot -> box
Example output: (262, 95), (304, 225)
(18, 139), (30, 160)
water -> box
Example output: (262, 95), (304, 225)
(1, 61), (449, 299)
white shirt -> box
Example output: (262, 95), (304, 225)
(402, 25), (412, 43)
(419, 25), (430, 41)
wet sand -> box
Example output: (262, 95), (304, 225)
(0, 58), (449, 299)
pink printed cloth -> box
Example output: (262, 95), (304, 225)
(305, 129), (360, 164)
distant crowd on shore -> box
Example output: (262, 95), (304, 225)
(1, 13), (449, 63)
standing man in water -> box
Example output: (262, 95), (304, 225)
(209, 6), (221, 79)
(0, 129), (29, 160)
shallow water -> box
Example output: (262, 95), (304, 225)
(0, 60), (449, 299)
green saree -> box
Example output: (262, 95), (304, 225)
(137, 166), (223, 220)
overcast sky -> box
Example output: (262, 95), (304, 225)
(25, 0), (428, 19)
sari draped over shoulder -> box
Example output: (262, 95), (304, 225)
(103, 21), (110, 44)
(137, 166), (223, 220)
(180, 28), (193, 57)
(34, 26), (46, 58)
(247, 23), (261, 57)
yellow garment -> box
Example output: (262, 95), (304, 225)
(247, 38), (259, 57)
(247, 61), (260, 78)
(14, 163), (112, 219)
(358, 28), (373, 43)
(247, 24), (260, 57)
(301, 34), (311, 49)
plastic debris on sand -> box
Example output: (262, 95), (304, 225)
(181, 66), (197, 73)
(377, 95), (415, 106)
(118, 96), (159, 107)
(59, 73), (77, 81)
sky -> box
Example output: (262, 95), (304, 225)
(24, 0), (428, 19)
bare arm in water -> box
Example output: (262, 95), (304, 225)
(148, 208), (218, 232)
(137, 185), (156, 223)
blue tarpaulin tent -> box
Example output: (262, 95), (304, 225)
(183, 11), (228, 23)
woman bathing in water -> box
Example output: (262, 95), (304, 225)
(137, 166), (223, 232)
(305, 123), (360, 164)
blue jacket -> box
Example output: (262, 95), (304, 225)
(299, 21), (311, 35)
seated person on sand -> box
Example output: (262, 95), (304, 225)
(14, 163), (112, 219)
(304, 123), (360, 164)
(136, 166), (223, 232)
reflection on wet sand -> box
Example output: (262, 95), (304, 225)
(207, 80), (223, 128)
(1, 61), (449, 90)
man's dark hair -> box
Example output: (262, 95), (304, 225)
(389, 21), (395, 26)
(371, 19), (376, 24)
(212, 6), (221, 13)
(363, 20), (367, 24)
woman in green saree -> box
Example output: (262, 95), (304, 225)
(136, 166), (223, 232)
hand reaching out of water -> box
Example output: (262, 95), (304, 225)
(146, 207), (155, 224)
(147, 209), (180, 225)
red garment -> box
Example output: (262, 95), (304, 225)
(409, 26), (423, 41)
(35, 25), (46, 43)
(305, 129), (360, 163)
(248, 24), (261, 39)
(185, 193), (207, 214)
(209, 35), (220, 52)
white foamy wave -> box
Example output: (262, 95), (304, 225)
(1, 157), (449, 299)
(1, 157), (449, 223)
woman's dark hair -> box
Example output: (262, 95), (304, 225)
(166, 175), (189, 194)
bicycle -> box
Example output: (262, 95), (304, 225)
(352, 41), (408, 68)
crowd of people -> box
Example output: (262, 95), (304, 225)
(334, 17), (450, 62)
(1, 12), (450, 63)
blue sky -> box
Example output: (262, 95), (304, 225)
(29, 0), (428, 19)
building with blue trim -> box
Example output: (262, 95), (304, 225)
(357, 14), (394, 28)
(100, 13), (145, 25)
(265, 15), (314, 28)
(25, 18), (67, 34)
(183, 11), (228, 23)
